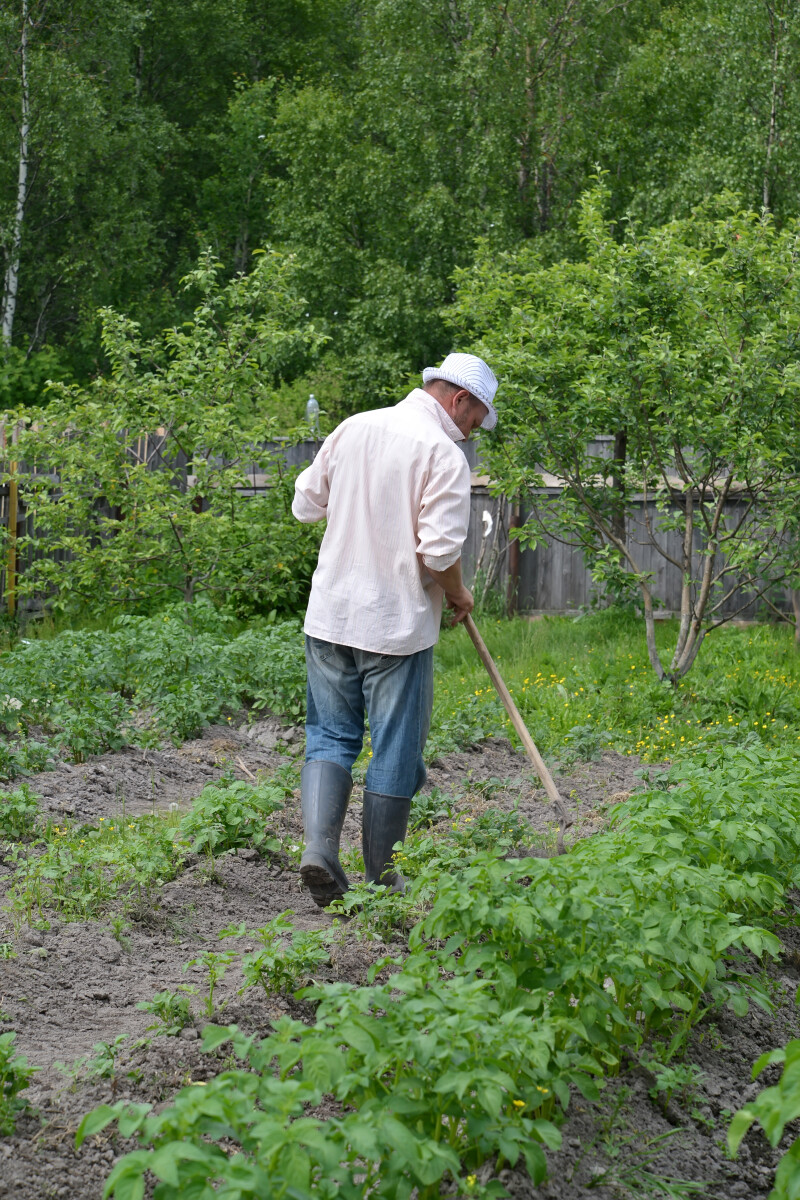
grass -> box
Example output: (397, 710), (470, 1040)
(429, 609), (800, 763)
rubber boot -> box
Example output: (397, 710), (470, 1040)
(300, 760), (352, 908)
(362, 790), (412, 893)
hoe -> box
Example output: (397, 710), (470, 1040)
(465, 614), (573, 852)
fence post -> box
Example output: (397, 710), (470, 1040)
(6, 422), (19, 618)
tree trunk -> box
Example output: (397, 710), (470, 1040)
(762, 0), (788, 213)
(611, 428), (627, 545)
(1, 0), (30, 347)
(518, 42), (535, 236)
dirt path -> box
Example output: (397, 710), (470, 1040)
(0, 728), (795, 1199)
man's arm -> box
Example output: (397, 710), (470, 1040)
(418, 447), (473, 624)
(427, 558), (474, 625)
(292, 440), (331, 523)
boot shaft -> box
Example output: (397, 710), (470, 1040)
(362, 790), (411, 888)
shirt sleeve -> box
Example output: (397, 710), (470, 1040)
(418, 448), (471, 571)
(292, 439), (331, 523)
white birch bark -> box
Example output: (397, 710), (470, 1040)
(1, 0), (30, 346)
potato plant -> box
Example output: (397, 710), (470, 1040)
(0, 602), (307, 770)
(0, 1033), (36, 1135)
(178, 778), (285, 858)
(223, 913), (331, 997)
(78, 741), (800, 1198)
(0, 775), (290, 929)
(729, 1040), (800, 1200)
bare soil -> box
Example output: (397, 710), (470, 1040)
(0, 725), (797, 1199)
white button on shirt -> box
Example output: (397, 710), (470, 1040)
(292, 388), (472, 655)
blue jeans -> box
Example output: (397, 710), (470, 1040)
(304, 636), (434, 798)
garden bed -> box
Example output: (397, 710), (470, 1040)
(1, 728), (798, 1198)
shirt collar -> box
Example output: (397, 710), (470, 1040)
(403, 388), (465, 443)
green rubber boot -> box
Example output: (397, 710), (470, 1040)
(299, 760), (352, 908)
(362, 790), (411, 893)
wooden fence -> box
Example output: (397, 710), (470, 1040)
(0, 433), (793, 621)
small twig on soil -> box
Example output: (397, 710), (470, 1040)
(235, 756), (257, 782)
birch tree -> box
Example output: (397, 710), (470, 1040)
(0, 0), (30, 346)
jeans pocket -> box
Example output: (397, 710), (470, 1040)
(307, 636), (337, 664)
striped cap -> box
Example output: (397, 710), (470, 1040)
(422, 352), (499, 430)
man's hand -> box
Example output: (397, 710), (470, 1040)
(426, 559), (474, 625)
(444, 583), (474, 625)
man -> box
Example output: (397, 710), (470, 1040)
(291, 352), (499, 908)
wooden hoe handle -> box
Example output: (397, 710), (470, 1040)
(464, 614), (573, 832)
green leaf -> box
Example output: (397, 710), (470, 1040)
(728, 1108), (756, 1156)
(76, 1104), (119, 1148)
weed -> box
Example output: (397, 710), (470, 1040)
(0, 942), (15, 960)
(566, 1089), (709, 1196)
(587, 1128), (707, 1196)
(109, 914), (132, 951)
(186, 951), (235, 1018)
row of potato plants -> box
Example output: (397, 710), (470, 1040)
(0, 602), (305, 769)
(78, 742), (800, 1200)
(0, 777), (290, 928)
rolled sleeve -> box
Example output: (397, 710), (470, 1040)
(418, 451), (471, 571)
(292, 444), (330, 523)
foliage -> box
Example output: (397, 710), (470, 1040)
(3, 811), (182, 926)
(4, 250), (324, 617)
(0, 784), (39, 839)
(137, 991), (193, 1037)
(0, 1031), (36, 1134)
(728, 1038), (800, 1200)
(221, 913), (331, 997)
(599, 0), (800, 228)
(0, 603), (306, 778)
(77, 740), (800, 1196)
(3, 0), (800, 423)
(644, 1058), (706, 1113)
(1, 607), (800, 798)
(452, 184), (800, 682)
(409, 786), (455, 830)
(0, 346), (72, 409)
(431, 612), (800, 765)
(0, 0), (349, 370)
(185, 952), (236, 1019)
(178, 779), (284, 858)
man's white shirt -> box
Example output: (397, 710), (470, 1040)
(292, 388), (471, 655)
